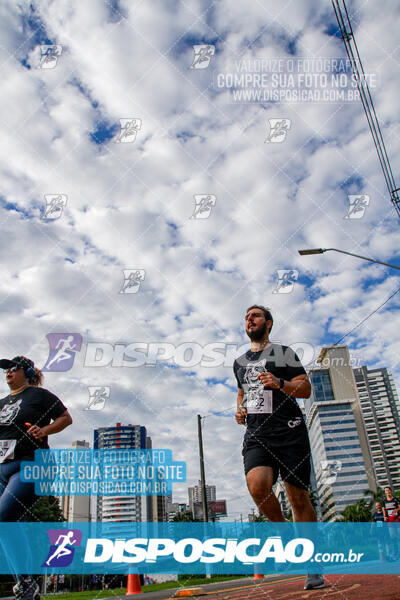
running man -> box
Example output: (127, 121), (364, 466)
(234, 305), (324, 590)
(384, 487), (400, 521)
(383, 487), (400, 560)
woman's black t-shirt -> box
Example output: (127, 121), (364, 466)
(0, 386), (67, 462)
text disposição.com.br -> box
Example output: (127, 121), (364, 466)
(312, 550), (364, 564)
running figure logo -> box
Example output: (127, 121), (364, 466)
(114, 119), (142, 143)
(265, 118), (291, 143)
(320, 460), (342, 485)
(85, 386), (110, 410)
(190, 45), (215, 69)
(344, 194), (370, 219)
(38, 45), (62, 69)
(42, 529), (82, 567)
(190, 195), (217, 219)
(273, 270), (298, 294)
(43, 333), (82, 372)
(42, 194), (67, 220)
(120, 269), (145, 293)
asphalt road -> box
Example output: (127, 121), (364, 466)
(116, 574), (400, 600)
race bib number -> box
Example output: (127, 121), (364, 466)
(246, 390), (273, 414)
(0, 439), (16, 463)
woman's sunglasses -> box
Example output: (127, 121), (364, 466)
(6, 365), (21, 373)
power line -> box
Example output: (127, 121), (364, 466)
(332, 0), (400, 218)
(334, 284), (400, 345)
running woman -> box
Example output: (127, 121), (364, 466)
(0, 355), (72, 521)
(234, 306), (324, 590)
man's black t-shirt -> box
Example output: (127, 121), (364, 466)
(233, 344), (308, 442)
(0, 386), (67, 462)
(384, 496), (400, 519)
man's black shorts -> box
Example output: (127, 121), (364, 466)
(242, 431), (311, 490)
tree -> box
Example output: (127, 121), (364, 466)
(253, 514), (268, 522)
(172, 510), (201, 522)
(339, 498), (372, 522)
(363, 487), (385, 508)
(30, 496), (64, 521)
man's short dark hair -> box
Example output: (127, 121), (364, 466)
(246, 305), (273, 333)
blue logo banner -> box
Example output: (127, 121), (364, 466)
(0, 522), (399, 575)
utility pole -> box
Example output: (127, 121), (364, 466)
(197, 414), (209, 522)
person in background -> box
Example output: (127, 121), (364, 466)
(372, 501), (389, 561)
(383, 487), (400, 560)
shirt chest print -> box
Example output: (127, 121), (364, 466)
(243, 360), (272, 412)
(0, 399), (23, 424)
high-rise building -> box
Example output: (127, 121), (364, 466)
(166, 496), (189, 521)
(145, 436), (166, 522)
(94, 423), (146, 522)
(59, 440), (91, 522)
(274, 479), (290, 517)
(305, 346), (376, 521)
(188, 481), (216, 517)
(354, 366), (400, 491)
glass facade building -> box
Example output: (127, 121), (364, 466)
(306, 347), (376, 521)
(354, 366), (400, 491)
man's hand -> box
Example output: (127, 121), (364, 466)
(235, 405), (247, 425)
(257, 372), (280, 388)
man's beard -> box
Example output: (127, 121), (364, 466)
(246, 322), (267, 341)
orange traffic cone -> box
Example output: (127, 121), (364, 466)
(254, 574), (264, 580)
(126, 574), (142, 595)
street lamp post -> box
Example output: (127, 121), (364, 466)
(298, 248), (400, 270)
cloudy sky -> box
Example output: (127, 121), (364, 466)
(1, 0), (400, 519)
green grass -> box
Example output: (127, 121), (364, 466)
(43, 591), (125, 600)
(42, 575), (246, 598)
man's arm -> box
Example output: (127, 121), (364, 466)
(235, 388), (247, 424)
(257, 373), (311, 399)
